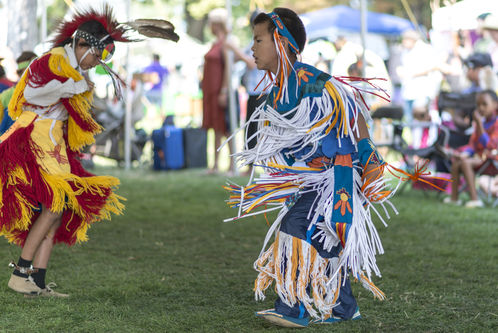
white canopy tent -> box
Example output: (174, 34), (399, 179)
(432, 0), (498, 31)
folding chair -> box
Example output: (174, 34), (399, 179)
(371, 105), (452, 194)
(474, 157), (498, 207)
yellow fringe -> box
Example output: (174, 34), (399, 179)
(75, 222), (89, 243)
(7, 68), (29, 120)
(13, 190), (36, 231)
(254, 233), (386, 319)
(7, 166), (29, 187)
(41, 170), (125, 218)
(8, 48), (101, 152)
(254, 242), (275, 294)
(266, 161), (321, 172)
(1, 169), (125, 244)
(359, 272), (385, 300)
(47, 49), (101, 151)
(308, 81), (347, 138)
(0, 167), (29, 214)
(255, 233), (338, 318)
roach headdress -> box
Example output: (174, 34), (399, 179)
(50, 4), (132, 48)
(50, 4), (179, 99)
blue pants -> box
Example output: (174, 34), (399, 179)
(275, 191), (358, 319)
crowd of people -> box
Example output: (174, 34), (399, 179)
(193, 9), (498, 207)
(390, 14), (498, 207)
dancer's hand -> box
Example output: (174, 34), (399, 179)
(85, 77), (95, 91)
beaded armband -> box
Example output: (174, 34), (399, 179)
(357, 138), (385, 167)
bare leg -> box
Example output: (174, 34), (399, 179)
(450, 158), (462, 201)
(21, 206), (62, 261)
(461, 158), (480, 201)
(213, 131), (222, 172)
(8, 206), (61, 295)
(227, 134), (235, 174)
(33, 216), (62, 269)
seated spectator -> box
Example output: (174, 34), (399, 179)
(462, 52), (496, 94)
(439, 53), (496, 150)
(0, 51), (37, 134)
(444, 90), (498, 207)
(0, 63), (14, 92)
(411, 97), (438, 149)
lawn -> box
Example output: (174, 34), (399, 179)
(0, 167), (496, 332)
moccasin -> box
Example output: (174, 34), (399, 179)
(24, 283), (69, 298)
(7, 274), (41, 295)
(312, 307), (361, 324)
(255, 308), (309, 328)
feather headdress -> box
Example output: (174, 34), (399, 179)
(49, 4), (179, 99)
(50, 4), (132, 48)
(51, 4), (180, 48)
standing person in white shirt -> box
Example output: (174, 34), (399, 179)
(397, 30), (441, 124)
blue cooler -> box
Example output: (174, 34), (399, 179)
(152, 126), (184, 170)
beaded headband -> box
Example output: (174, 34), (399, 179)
(74, 30), (115, 62)
(268, 12), (299, 54)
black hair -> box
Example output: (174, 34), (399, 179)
(250, 9), (264, 27)
(347, 61), (361, 76)
(153, 54), (160, 61)
(16, 51), (37, 75)
(0, 65), (5, 78)
(253, 8), (306, 53)
(477, 89), (498, 102)
(57, 20), (112, 47)
(16, 51), (37, 64)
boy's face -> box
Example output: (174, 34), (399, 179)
(476, 93), (497, 119)
(75, 39), (101, 71)
(252, 22), (279, 74)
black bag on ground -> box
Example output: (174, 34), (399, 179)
(183, 128), (207, 168)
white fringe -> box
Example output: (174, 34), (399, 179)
(254, 231), (343, 320)
(224, 76), (396, 307)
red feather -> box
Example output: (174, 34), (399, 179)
(51, 4), (131, 48)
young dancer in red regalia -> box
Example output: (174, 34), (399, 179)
(0, 5), (129, 297)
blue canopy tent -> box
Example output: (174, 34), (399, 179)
(301, 5), (414, 41)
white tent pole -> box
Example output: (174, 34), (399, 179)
(124, 0), (132, 170)
(40, 0), (47, 46)
(226, 0), (238, 175)
(360, 0), (367, 78)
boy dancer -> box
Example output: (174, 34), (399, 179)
(223, 8), (414, 328)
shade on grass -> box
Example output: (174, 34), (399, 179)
(0, 168), (496, 332)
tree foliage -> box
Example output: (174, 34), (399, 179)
(45, 0), (70, 33)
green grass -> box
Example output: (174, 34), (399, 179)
(0, 168), (497, 332)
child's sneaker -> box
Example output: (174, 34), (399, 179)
(312, 307), (361, 324)
(464, 200), (484, 208)
(255, 308), (309, 328)
(7, 274), (41, 295)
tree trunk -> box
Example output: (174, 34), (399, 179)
(7, 0), (39, 57)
